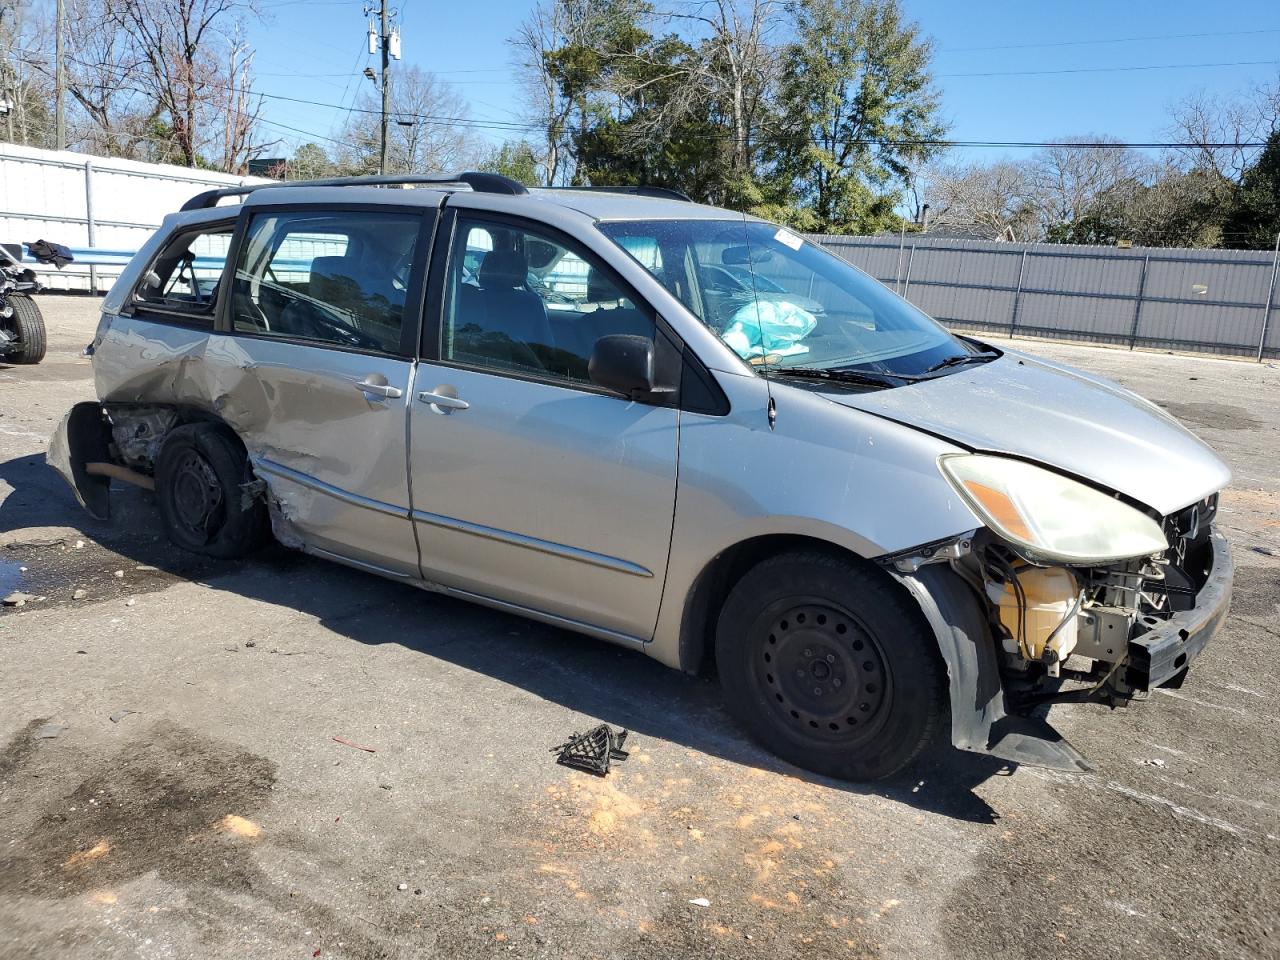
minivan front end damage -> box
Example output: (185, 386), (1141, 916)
(884, 492), (1232, 772)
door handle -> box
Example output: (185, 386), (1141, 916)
(355, 378), (403, 399)
(417, 389), (469, 414)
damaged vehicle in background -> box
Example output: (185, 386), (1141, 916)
(0, 243), (48, 365)
(50, 173), (1232, 780)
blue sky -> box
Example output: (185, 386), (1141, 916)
(246, 0), (1280, 165)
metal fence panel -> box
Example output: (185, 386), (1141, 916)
(813, 234), (1280, 361)
(908, 281), (1015, 332)
(1017, 291), (1136, 340)
(1135, 301), (1262, 355)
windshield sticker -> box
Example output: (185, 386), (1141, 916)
(773, 228), (803, 251)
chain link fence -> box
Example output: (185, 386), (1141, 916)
(813, 234), (1280, 361)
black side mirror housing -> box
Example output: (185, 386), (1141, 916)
(589, 334), (657, 398)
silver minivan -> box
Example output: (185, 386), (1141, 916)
(50, 173), (1233, 780)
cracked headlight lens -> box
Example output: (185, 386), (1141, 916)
(939, 454), (1168, 563)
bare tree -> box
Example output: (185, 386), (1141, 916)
(666, 0), (782, 182)
(1167, 79), (1280, 183)
(337, 65), (478, 175)
(214, 25), (265, 173)
(924, 161), (1039, 240)
(1026, 136), (1149, 235)
(107, 0), (261, 167)
(54, 0), (150, 155)
(1, 0), (55, 146)
(510, 0), (574, 185)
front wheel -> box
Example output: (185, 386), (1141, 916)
(715, 551), (947, 781)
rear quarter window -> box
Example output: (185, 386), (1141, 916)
(131, 224), (235, 324)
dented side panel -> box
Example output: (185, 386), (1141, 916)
(93, 313), (420, 576)
(205, 334), (420, 576)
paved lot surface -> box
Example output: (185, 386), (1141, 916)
(1, 296), (1278, 960)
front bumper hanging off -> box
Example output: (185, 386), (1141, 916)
(893, 524), (1233, 773)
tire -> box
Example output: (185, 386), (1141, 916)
(155, 424), (267, 559)
(715, 551), (947, 781)
(4, 295), (46, 365)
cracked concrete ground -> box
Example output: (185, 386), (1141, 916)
(1, 297), (1277, 960)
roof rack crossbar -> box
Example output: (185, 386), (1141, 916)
(548, 185), (694, 203)
(180, 171), (528, 212)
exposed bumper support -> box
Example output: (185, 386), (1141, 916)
(1127, 528), (1232, 691)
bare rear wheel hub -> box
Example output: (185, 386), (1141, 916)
(170, 449), (224, 543)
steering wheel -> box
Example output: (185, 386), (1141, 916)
(300, 301), (384, 351)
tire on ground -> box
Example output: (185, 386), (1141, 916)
(4, 295), (47, 365)
(155, 423), (267, 559)
(715, 550), (947, 781)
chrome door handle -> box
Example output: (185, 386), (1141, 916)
(417, 390), (469, 413)
(355, 378), (403, 399)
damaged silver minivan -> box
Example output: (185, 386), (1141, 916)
(50, 173), (1233, 780)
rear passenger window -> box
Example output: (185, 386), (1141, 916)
(230, 211), (420, 354)
(444, 217), (655, 384)
(132, 225), (233, 323)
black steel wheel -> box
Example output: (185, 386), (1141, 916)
(155, 424), (267, 558)
(716, 551), (947, 781)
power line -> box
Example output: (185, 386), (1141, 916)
(941, 58), (1280, 79)
(24, 49), (1277, 151)
(256, 117), (358, 149)
(941, 26), (1280, 54)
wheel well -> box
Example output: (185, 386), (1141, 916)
(678, 534), (874, 676)
(104, 403), (247, 473)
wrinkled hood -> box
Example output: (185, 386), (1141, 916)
(821, 352), (1231, 516)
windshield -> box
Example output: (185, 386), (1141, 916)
(597, 219), (980, 379)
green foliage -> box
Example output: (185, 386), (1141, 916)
(289, 143), (335, 181)
(530, 0), (943, 223)
(1221, 131), (1280, 250)
(761, 0), (945, 233)
(571, 32), (729, 202)
(478, 140), (542, 185)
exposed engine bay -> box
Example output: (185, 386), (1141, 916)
(916, 493), (1223, 714)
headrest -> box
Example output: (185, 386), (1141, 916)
(478, 248), (527, 289)
(310, 256), (354, 282)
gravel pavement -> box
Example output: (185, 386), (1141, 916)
(1, 296), (1278, 960)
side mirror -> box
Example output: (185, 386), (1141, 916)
(589, 334), (656, 398)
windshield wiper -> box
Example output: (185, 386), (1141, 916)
(922, 351), (1000, 374)
(766, 367), (911, 389)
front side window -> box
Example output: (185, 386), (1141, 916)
(443, 217), (655, 384)
(598, 219), (979, 380)
(230, 210), (420, 354)
(133, 225), (233, 321)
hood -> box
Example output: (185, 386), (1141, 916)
(821, 352), (1231, 517)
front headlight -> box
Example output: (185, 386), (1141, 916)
(939, 454), (1168, 563)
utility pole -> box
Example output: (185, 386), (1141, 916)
(365, 2), (400, 174)
(54, 0), (66, 150)
(379, 0), (389, 175)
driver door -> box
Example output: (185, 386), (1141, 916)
(205, 202), (436, 577)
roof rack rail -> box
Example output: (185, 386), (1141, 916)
(180, 171), (528, 212)
(550, 185), (694, 203)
